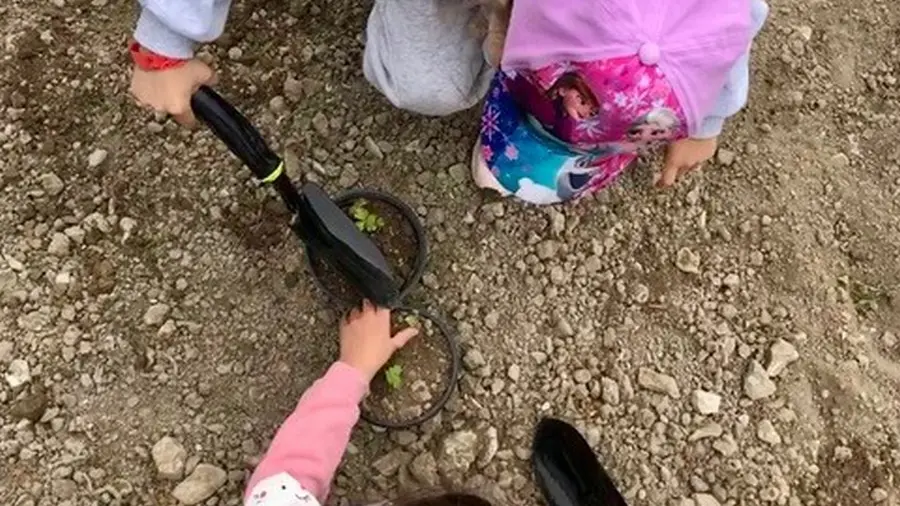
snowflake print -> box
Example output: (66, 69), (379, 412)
(481, 105), (501, 142)
(481, 144), (494, 161)
(505, 144), (519, 160)
(637, 73), (651, 89)
(613, 92), (628, 107)
(575, 116), (605, 138)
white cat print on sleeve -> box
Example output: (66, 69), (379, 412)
(246, 473), (320, 506)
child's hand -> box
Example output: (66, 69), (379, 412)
(130, 59), (216, 127)
(339, 301), (418, 382)
(657, 137), (718, 187)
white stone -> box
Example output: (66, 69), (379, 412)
(692, 389), (722, 415)
(172, 464), (226, 505)
(637, 367), (680, 398)
(757, 419), (782, 445)
(152, 437), (187, 480)
(766, 339), (799, 377)
(88, 149), (108, 168)
(5, 359), (31, 388)
(743, 360), (776, 400)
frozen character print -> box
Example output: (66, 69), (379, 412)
(620, 108), (680, 153)
(548, 72), (600, 122)
(555, 153), (607, 201)
(247, 473), (319, 506)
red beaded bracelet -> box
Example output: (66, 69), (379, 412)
(129, 41), (187, 71)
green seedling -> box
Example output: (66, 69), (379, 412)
(403, 313), (421, 328)
(349, 199), (385, 233)
(385, 364), (404, 390)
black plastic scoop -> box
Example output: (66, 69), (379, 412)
(189, 86), (399, 305)
(532, 418), (629, 506)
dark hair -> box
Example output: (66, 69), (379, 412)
(394, 492), (494, 506)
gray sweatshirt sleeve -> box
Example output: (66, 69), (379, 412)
(133, 0), (233, 59)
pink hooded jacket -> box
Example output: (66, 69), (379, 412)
(242, 362), (369, 506)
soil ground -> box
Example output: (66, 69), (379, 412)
(1, 0), (899, 505)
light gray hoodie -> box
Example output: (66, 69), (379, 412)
(133, 0), (493, 116)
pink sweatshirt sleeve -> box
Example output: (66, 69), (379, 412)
(243, 362), (369, 506)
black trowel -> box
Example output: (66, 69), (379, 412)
(189, 86), (399, 305)
(532, 418), (629, 506)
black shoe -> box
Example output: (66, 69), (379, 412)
(531, 418), (629, 506)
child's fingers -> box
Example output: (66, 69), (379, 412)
(391, 327), (419, 349)
(658, 161), (681, 187)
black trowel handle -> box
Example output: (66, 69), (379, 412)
(190, 86), (282, 182)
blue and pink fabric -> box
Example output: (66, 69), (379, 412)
(474, 0), (770, 204)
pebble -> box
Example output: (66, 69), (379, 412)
(536, 240), (560, 260)
(40, 173), (65, 196)
(9, 388), (49, 422)
(675, 247), (701, 274)
(364, 137), (384, 159)
(716, 149), (736, 166)
(870, 488), (888, 502)
(172, 464), (227, 505)
(757, 419), (782, 445)
(573, 369), (592, 384)
(722, 273), (740, 287)
(689, 422), (723, 442)
(484, 310), (500, 330)
(463, 349), (486, 371)
(637, 367), (680, 398)
(152, 436), (187, 481)
(87, 149), (108, 168)
(507, 364), (521, 382)
(283, 77), (304, 100)
(5, 359), (31, 388)
(712, 434), (738, 456)
(694, 493), (721, 506)
(227, 47), (243, 60)
(830, 153), (850, 168)
(48, 233), (71, 257)
(749, 250), (765, 266)
(268, 96), (286, 113)
(439, 430), (479, 475)
(143, 303), (171, 326)
(0, 341), (12, 362)
(601, 377), (620, 405)
(447, 163), (467, 183)
(691, 389), (721, 415)
(478, 427), (499, 467)
(766, 339), (799, 377)
(372, 448), (411, 476)
(409, 452), (439, 486)
(743, 360), (776, 400)
(312, 112), (329, 137)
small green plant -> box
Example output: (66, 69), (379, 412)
(350, 199), (385, 233)
(385, 364), (404, 390)
(403, 313), (421, 328)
